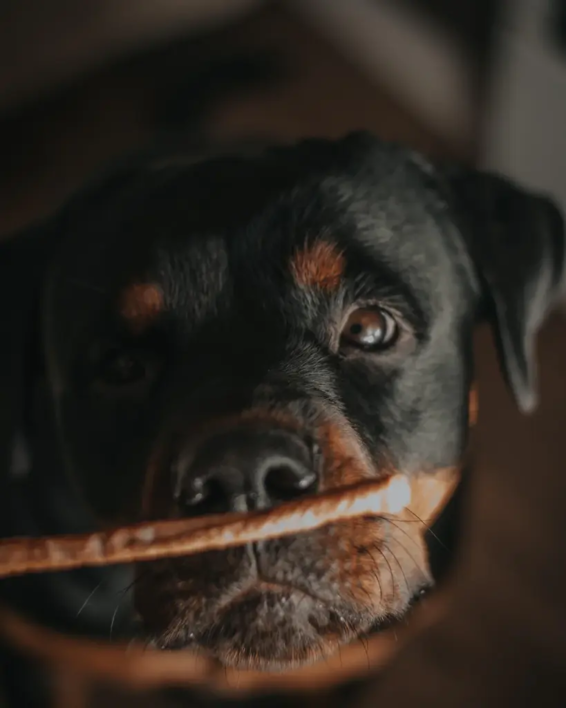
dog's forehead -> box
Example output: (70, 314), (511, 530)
(49, 135), (469, 332)
(143, 156), (461, 313)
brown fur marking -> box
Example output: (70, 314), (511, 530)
(290, 240), (345, 291)
(405, 466), (460, 526)
(317, 418), (375, 489)
(119, 283), (164, 333)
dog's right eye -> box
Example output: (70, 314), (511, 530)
(339, 307), (398, 352)
(96, 348), (149, 387)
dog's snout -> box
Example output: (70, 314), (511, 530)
(175, 429), (318, 515)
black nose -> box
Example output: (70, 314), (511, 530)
(174, 429), (318, 516)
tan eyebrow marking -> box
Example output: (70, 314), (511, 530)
(290, 240), (345, 292)
(118, 283), (164, 333)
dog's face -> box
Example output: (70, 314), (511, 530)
(2, 133), (564, 670)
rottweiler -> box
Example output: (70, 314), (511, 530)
(0, 132), (564, 695)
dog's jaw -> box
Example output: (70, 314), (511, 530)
(133, 468), (457, 671)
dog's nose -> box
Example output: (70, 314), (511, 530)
(175, 429), (318, 515)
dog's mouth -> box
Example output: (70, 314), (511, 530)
(148, 592), (354, 669)
(141, 578), (432, 672)
(136, 524), (438, 671)
(140, 577), (358, 669)
(133, 466), (454, 671)
(182, 583), (355, 669)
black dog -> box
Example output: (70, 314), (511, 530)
(0, 133), (564, 683)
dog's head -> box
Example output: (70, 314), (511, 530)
(1, 133), (564, 669)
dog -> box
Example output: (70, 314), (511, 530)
(0, 132), (564, 691)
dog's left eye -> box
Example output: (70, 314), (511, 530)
(96, 349), (149, 387)
(340, 307), (398, 352)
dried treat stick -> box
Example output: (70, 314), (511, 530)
(0, 474), (411, 579)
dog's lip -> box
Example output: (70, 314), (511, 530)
(223, 577), (325, 608)
(362, 583), (433, 638)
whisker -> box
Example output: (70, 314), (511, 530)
(373, 570), (384, 605)
(358, 634), (370, 672)
(108, 569), (153, 641)
(343, 616), (358, 639)
(379, 515), (428, 551)
(368, 544), (399, 601)
(379, 515), (422, 523)
(354, 576), (375, 608)
(404, 507), (449, 551)
(356, 546), (383, 604)
(383, 536), (428, 585)
(378, 543), (411, 599)
(109, 602), (121, 640)
(116, 567), (151, 597)
(75, 581), (103, 619)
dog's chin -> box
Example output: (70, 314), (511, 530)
(147, 584), (371, 671)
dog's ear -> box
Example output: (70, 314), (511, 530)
(445, 168), (565, 413)
(0, 221), (60, 481)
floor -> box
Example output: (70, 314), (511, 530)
(1, 4), (565, 707)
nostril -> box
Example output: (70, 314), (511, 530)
(177, 478), (207, 507)
(264, 459), (318, 501)
(176, 476), (225, 515)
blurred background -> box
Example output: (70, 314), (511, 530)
(0, 1), (565, 706)
(1, 0), (565, 237)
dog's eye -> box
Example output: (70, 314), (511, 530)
(340, 307), (398, 351)
(97, 349), (148, 386)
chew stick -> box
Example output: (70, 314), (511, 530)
(0, 475), (410, 579)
